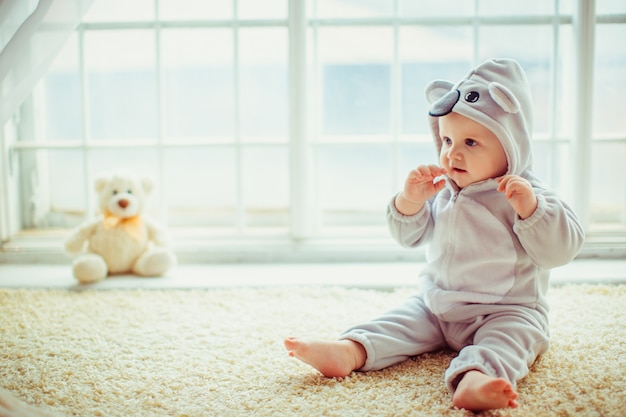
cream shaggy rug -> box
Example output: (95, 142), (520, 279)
(1, 284), (625, 417)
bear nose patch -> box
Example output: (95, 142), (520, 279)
(429, 89), (460, 117)
(465, 91), (479, 103)
(118, 199), (129, 209)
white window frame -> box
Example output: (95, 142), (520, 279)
(1, 0), (625, 262)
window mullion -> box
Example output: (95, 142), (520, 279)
(78, 27), (94, 220)
(391, 0), (400, 196)
(233, 1), (245, 233)
(288, 0), (309, 240)
(310, 10), (322, 235)
(154, 1), (167, 224)
(0, 120), (18, 241)
(472, 0), (480, 65)
(549, 0), (560, 187)
(572, 0), (595, 230)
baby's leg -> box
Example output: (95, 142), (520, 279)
(452, 370), (518, 411)
(286, 294), (443, 375)
(445, 308), (549, 411)
(284, 337), (366, 377)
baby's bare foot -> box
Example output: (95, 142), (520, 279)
(452, 370), (518, 411)
(284, 337), (366, 378)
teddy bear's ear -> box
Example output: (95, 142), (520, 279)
(94, 173), (111, 192)
(141, 176), (154, 194)
(488, 81), (520, 114)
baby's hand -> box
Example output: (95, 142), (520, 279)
(497, 175), (538, 219)
(395, 165), (447, 215)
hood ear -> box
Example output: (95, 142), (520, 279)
(488, 82), (520, 114)
(425, 80), (455, 103)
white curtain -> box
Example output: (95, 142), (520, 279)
(0, 0), (94, 128)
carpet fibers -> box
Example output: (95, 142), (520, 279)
(1, 284), (625, 417)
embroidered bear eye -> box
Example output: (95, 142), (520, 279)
(112, 190), (118, 195)
(465, 91), (479, 103)
(127, 189), (132, 194)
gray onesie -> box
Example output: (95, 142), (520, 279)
(340, 58), (585, 392)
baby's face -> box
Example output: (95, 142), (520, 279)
(438, 112), (508, 188)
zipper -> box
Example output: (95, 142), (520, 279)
(440, 190), (459, 289)
(439, 180), (496, 289)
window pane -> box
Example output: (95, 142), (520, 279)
(18, 150), (85, 228)
(478, 0), (555, 15)
(315, 0), (394, 18)
(315, 144), (393, 227)
(597, 0), (626, 14)
(318, 27), (393, 137)
(48, 151), (85, 218)
(85, 30), (157, 140)
(90, 149), (160, 190)
(239, 28), (288, 142)
(589, 143), (626, 229)
(159, 0), (232, 20)
(477, 25), (553, 63)
(42, 33), (82, 141)
(238, 0), (287, 19)
(531, 141), (574, 204)
(555, 24), (576, 138)
(523, 60), (553, 135)
(593, 24), (626, 136)
(399, 26), (472, 135)
(83, 0), (155, 22)
(396, 142), (439, 186)
(400, 0), (474, 17)
(164, 147), (237, 227)
(242, 147), (289, 228)
(162, 29), (234, 140)
(558, 0), (576, 15)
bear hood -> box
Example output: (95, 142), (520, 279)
(425, 58), (534, 177)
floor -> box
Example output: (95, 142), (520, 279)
(0, 259), (625, 289)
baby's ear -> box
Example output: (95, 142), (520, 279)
(425, 80), (454, 103)
(488, 82), (520, 114)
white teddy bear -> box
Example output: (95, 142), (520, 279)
(65, 170), (176, 284)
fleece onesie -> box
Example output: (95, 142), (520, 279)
(339, 58), (585, 392)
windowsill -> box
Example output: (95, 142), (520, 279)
(0, 259), (624, 290)
(2, 229), (626, 264)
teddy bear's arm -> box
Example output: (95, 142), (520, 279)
(64, 218), (102, 254)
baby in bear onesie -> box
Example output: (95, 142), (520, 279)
(285, 58), (585, 411)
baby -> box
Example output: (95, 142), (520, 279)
(285, 58), (585, 411)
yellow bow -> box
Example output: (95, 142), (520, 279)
(102, 211), (144, 240)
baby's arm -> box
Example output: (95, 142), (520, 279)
(496, 175), (538, 219)
(499, 176), (585, 268)
(395, 165), (447, 215)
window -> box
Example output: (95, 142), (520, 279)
(1, 0), (625, 261)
